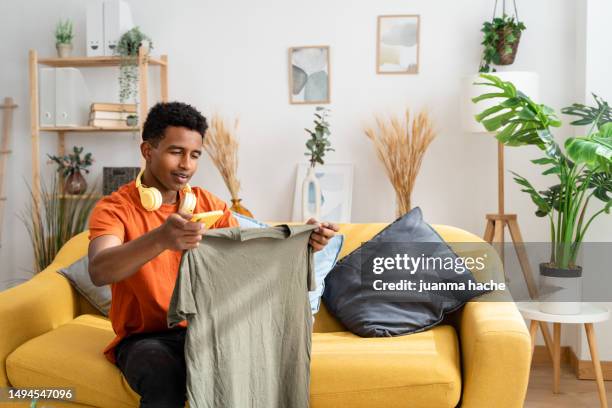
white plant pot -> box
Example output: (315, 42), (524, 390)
(538, 263), (582, 315)
(56, 43), (73, 58)
(302, 166), (321, 221)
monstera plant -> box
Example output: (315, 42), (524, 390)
(473, 74), (611, 275)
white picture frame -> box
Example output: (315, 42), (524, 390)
(292, 163), (353, 223)
(376, 15), (420, 74)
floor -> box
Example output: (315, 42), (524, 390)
(525, 363), (611, 407)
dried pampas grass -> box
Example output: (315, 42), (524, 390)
(364, 109), (437, 218)
(203, 114), (241, 201)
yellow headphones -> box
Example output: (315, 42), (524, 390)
(135, 168), (197, 213)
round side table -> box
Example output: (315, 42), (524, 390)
(518, 302), (610, 408)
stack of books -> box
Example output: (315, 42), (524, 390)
(89, 103), (137, 127)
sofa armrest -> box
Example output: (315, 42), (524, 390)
(457, 299), (531, 408)
(0, 267), (80, 386)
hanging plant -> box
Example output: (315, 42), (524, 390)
(115, 27), (153, 112)
(479, 1), (526, 73)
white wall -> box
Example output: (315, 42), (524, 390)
(0, 0), (610, 355)
(575, 0), (612, 361)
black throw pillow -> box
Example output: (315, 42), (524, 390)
(322, 207), (489, 337)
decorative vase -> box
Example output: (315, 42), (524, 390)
(126, 115), (138, 127)
(302, 166), (322, 221)
(56, 43), (73, 58)
(496, 28), (521, 65)
(230, 198), (253, 218)
(538, 262), (582, 315)
(64, 171), (87, 195)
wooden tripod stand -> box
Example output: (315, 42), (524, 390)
(483, 141), (555, 360)
(0, 97), (17, 248)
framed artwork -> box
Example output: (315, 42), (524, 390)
(288, 46), (330, 104)
(376, 15), (420, 74)
(103, 167), (140, 195)
(292, 163), (353, 223)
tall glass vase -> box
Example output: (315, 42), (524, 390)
(302, 166), (322, 221)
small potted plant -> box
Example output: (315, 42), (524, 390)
(115, 27), (153, 124)
(302, 106), (334, 220)
(479, 14), (526, 72)
(55, 19), (74, 58)
(126, 114), (138, 127)
(48, 146), (94, 195)
(473, 74), (611, 314)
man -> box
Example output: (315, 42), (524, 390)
(87, 102), (338, 407)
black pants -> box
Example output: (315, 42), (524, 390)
(115, 328), (188, 408)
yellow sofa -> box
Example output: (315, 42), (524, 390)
(0, 223), (532, 408)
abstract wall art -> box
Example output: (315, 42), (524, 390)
(289, 46), (330, 104)
(377, 15), (420, 74)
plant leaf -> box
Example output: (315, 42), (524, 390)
(510, 171), (551, 217)
(561, 94), (612, 128)
(566, 125), (612, 171)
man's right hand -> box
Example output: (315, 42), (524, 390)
(88, 212), (207, 286)
(158, 212), (207, 251)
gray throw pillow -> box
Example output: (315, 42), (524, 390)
(57, 256), (111, 316)
(322, 207), (489, 337)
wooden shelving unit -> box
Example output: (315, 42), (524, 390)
(39, 126), (140, 132)
(56, 194), (104, 200)
(37, 55), (168, 68)
(28, 48), (169, 210)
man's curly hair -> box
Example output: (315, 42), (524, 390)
(142, 102), (207, 146)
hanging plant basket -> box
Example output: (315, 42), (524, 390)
(479, 0), (526, 72)
(496, 26), (522, 65)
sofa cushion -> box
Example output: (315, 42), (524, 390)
(310, 325), (461, 408)
(323, 207), (488, 337)
(6, 314), (139, 408)
(57, 256), (111, 316)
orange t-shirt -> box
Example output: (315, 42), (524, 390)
(87, 180), (238, 364)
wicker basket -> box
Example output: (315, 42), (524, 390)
(496, 27), (522, 65)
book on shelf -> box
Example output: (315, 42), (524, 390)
(89, 118), (132, 127)
(90, 102), (136, 113)
(90, 110), (131, 120)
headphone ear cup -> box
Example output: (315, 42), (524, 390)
(140, 187), (163, 211)
(180, 192), (197, 214)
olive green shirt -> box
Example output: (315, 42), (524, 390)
(168, 224), (317, 408)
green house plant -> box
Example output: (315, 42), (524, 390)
(115, 27), (153, 123)
(302, 107), (333, 220)
(48, 146), (94, 195)
(304, 106), (333, 167)
(21, 176), (99, 273)
(479, 14), (526, 73)
(473, 74), (611, 313)
(55, 19), (74, 58)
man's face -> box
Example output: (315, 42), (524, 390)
(142, 126), (203, 191)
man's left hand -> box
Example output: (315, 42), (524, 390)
(306, 218), (340, 252)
